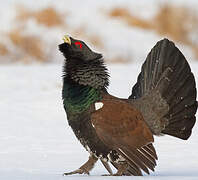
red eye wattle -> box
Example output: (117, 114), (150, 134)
(75, 42), (83, 49)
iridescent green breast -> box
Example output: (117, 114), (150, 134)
(62, 78), (101, 114)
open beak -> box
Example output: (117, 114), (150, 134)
(62, 35), (71, 45)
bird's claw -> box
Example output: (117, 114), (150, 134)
(63, 155), (97, 176)
(63, 168), (90, 176)
(102, 174), (111, 176)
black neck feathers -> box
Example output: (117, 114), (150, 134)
(63, 57), (109, 90)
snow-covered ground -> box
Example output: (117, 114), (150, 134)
(1, 62), (198, 180)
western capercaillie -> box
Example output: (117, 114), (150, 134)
(59, 35), (197, 176)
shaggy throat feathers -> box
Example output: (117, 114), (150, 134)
(59, 35), (109, 89)
(59, 35), (109, 113)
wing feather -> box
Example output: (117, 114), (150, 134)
(91, 98), (157, 175)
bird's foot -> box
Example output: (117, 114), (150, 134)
(102, 162), (128, 176)
(63, 155), (98, 176)
(102, 171), (125, 176)
(63, 168), (90, 176)
(100, 159), (113, 175)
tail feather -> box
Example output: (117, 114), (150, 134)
(167, 74), (196, 109)
(130, 38), (197, 140)
(164, 115), (196, 140)
(111, 157), (143, 176)
(139, 148), (156, 165)
(142, 144), (158, 160)
(119, 148), (150, 174)
(115, 143), (158, 175)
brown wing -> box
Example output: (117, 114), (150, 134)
(91, 98), (157, 175)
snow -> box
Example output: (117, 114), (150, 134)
(1, 62), (198, 180)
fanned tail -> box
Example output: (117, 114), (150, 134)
(129, 38), (197, 140)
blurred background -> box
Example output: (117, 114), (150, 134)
(1, 1), (198, 179)
(1, 0), (198, 64)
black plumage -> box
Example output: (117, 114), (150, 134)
(59, 36), (197, 176)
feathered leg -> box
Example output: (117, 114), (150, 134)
(100, 159), (113, 175)
(103, 162), (128, 176)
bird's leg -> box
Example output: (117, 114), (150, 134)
(114, 162), (128, 176)
(102, 162), (128, 176)
(63, 155), (98, 176)
(100, 159), (113, 175)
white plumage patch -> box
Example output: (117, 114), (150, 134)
(95, 102), (103, 110)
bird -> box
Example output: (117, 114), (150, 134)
(59, 35), (197, 176)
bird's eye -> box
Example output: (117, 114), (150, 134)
(75, 42), (83, 49)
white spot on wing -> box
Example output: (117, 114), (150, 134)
(95, 102), (103, 110)
(91, 122), (95, 128)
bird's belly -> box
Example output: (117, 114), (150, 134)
(68, 115), (112, 159)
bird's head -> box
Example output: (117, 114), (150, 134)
(59, 35), (109, 90)
(59, 35), (102, 61)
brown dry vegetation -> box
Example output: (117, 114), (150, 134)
(2, 4), (198, 63)
(109, 7), (152, 30)
(1, 5), (66, 63)
(0, 5), (104, 63)
(34, 7), (64, 27)
(16, 6), (65, 27)
(153, 5), (196, 44)
(9, 30), (45, 62)
(109, 5), (198, 59)
(0, 43), (8, 56)
(6, 6), (104, 63)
